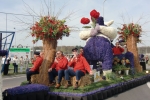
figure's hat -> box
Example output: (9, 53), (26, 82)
(34, 51), (40, 55)
(96, 16), (114, 26)
(96, 16), (105, 26)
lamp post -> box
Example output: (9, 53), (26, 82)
(103, 0), (107, 18)
(14, 27), (16, 47)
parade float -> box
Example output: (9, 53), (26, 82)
(2, 9), (150, 100)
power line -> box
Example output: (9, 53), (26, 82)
(0, 12), (39, 17)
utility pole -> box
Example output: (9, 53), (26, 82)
(103, 0), (107, 18)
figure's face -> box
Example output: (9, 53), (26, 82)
(40, 52), (44, 57)
(72, 50), (78, 56)
(56, 51), (62, 58)
(115, 43), (119, 47)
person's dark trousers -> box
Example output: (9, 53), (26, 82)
(14, 64), (18, 74)
(1, 64), (5, 74)
(26, 68), (39, 81)
(65, 69), (85, 81)
(4, 64), (9, 75)
(48, 69), (64, 84)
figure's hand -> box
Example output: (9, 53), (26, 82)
(89, 70), (93, 75)
(54, 58), (58, 63)
(48, 68), (52, 72)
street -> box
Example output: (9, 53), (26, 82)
(107, 83), (150, 100)
(2, 64), (150, 100)
(2, 74), (26, 91)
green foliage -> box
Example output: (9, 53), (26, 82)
(19, 71), (147, 93)
(106, 72), (117, 81)
(113, 64), (122, 71)
(20, 81), (29, 86)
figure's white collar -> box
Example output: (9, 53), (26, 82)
(86, 34), (111, 43)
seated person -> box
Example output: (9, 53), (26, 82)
(79, 47), (84, 56)
(64, 48), (93, 89)
(26, 51), (43, 83)
(112, 42), (124, 59)
(48, 51), (68, 88)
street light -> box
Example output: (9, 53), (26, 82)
(103, 0), (107, 18)
(14, 27), (16, 47)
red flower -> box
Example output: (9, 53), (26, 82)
(90, 9), (100, 19)
(80, 17), (90, 24)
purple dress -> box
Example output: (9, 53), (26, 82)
(83, 36), (113, 70)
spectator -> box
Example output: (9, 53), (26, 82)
(48, 51), (68, 88)
(64, 48), (93, 89)
(26, 51), (43, 83)
(1, 56), (6, 74)
(4, 56), (11, 75)
(79, 47), (84, 56)
(24, 55), (30, 70)
(31, 58), (35, 64)
(145, 55), (149, 64)
(12, 55), (19, 74)
(19, 56), (24, 73)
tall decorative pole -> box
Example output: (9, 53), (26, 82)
(30, 16), (70, 85)
(118, 23), (142, 72)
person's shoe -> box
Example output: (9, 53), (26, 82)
(73, 83), (78, 90)
(64, 84), (72, 89)
(49, 82), (56, 86)
(55, 84), (61, 89)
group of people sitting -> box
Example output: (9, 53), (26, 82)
(26, 47), (93, 89)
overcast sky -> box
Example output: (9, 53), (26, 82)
(1, 0), (150, 48)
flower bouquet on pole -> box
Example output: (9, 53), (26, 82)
(30, 16), (70, 85)
(117, 23), (142, 72)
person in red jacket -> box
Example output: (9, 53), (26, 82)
(112, 42), (124, 55)
(79, 47), (84, 56)
(48, 51), (68, 88)
(64, 48), (93, 89)
(26, 51), (43, 83)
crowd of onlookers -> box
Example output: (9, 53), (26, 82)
(1, 55), (31, 75)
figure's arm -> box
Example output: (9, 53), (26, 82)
(119, 47), (124, 53)
(82, 57), (91, 73)
(68, 58), (75, 67)
(30, 58), (43, 71)
(58, 58), (68, 69)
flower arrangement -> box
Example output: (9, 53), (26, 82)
(80, 9), (100, 28)
(117, 23), (142, 42)
(30, 16), (70, 43)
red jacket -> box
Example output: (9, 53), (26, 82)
(30, 56), (43, 72)
(68, 55), (91, 74)
(51, 56), (68, 71)
(112, 46), (124, 55)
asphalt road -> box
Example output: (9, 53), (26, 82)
(107, 83), (150, 100)
(2, 64), (150, 100)
(2, 74), (26, 91)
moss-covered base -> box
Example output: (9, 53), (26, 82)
(21, 71), (146, 93)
